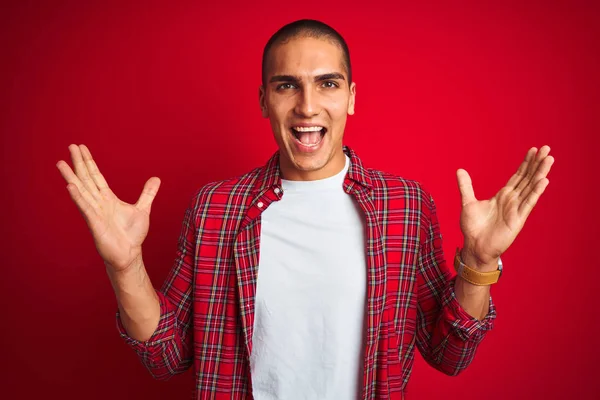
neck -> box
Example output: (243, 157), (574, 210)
(280, 147), (346, 181)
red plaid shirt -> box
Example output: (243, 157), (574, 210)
(116, 146), (495, 399)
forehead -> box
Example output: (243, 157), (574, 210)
(267, 36), (346, 78)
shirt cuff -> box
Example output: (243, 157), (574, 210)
(115, 290), (176, 352)
(441, 277), (496, 342)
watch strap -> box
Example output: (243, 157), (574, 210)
(454, 247), (502, 286)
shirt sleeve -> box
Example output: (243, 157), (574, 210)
(414, 191), (496, 376)
(115, 202), (198, 380)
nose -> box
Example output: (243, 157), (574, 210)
(294, 86), (321, 117)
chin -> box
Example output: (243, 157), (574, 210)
(289, 146), (331, 169)
(292, 158), (328, 172)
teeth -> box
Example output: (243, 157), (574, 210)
(293, 132), (325, 147)
(296, 136), (323, 147)
(293, 126), (323, 132)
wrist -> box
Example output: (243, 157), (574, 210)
(105, 253), (144, 279)
(460, 247), (499, 272)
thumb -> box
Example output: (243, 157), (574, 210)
(456, 169), (477, 206)
(135, 177), (161, 214)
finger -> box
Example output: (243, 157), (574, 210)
(65, 181), (98, 223)
(56, 159), (100, 210)
(135, 177), (161, 214)
(518, 177), (549, 218)
(79, 144), (110, 191)
(515, 145), (551, 193)
(456, 169), (477, 206)
(506, 147), (537, 188)
(520, 155), (555, 201)
(70, 144), (101, 200)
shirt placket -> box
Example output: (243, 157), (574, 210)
(233, 185), (283, 363)
(345, 179), (387, 400)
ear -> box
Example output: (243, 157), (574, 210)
(347, 82), (356, 115)
(258, 86), (268, 118)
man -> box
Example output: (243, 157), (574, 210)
(56, 19), (554, 400)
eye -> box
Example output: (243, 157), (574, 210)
(322, 81), (339, 88)
(276, 83), (297, 90)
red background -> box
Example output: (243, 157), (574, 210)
(1, 0), (599, 399)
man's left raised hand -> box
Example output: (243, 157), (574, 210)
(456, 145), (555, 271)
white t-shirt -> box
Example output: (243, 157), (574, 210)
(251, 155), (367, 400)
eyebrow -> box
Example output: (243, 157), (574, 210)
(269, 72), (346, 83)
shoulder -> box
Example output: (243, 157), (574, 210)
(187, 166), (263, 212)
(368, 167), (434, 205)
(367, 168), (439, 233)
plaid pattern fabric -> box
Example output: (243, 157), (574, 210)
(116, 146), (495, 399)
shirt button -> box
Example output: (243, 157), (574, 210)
(274, 188), (281, 194)
(257, 201), (264, 208)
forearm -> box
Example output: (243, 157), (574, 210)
(454, 249), (494, 320)
(454, 276), (490, 320)
(417, 272), (495, 376)
(106, 255), (160, 342)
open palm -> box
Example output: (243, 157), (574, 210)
(56, 144), (161, 272)
(457, 146), (554, 269)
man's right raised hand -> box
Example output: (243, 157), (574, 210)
(56, 144), (161, 273)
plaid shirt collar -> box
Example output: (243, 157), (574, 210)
(252, 145), (373, 196)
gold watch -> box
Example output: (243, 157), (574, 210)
(454, 248), (503, 286)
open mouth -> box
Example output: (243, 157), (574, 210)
(290, 126), (327, 147)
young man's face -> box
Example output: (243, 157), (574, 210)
(259, 36), (356, 181)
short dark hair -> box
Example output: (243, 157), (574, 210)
(261, 19), (352, 87)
